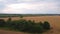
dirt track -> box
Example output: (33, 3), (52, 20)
(0, 30), (29, 34)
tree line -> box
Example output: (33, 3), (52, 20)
(0, 17), (50, 33)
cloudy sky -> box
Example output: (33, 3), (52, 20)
(0, 0), (60, 14)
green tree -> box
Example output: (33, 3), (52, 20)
(0, 19), (6, 27)
(43, 21), (50, 30)
(7, 17), (11, 23)
(39, 21), (43, 26)
(20, 16), (23, 18)
(6, 17), (12, 27)
(26, 20), (43, 33)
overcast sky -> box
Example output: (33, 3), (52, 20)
(0, 0), (60, 14)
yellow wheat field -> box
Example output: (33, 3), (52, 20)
(0, 16), (60, 34)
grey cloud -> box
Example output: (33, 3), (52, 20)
(0, 1), (6, 13)
(0, 0), (60, 14)
(0, 0), (60, 4)
(0, 2), (5, 9)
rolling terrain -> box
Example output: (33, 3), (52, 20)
(0, 15), (60, 34)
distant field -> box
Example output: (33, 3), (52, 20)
(0, 14), (60, 17)
(0, 16), (60, 34)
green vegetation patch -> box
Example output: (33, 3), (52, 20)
(0, 17), (51, 34)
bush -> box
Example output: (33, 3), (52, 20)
(0, 18), (51, 34)
(29, 24), (43, 33)
(20, 20), (43, 33)
(20, 16), (23, 18)
(43, 21), (50, 30)
(12, 20), (44, 33)
(6, 17), (12, 27)
(7, 17), (11, 23)
(38, 21), (43, 26)
(0, 19), (6, 27)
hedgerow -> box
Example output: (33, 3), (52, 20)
(0, 17), (50, 34)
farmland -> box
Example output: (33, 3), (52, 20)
(0, 14), (60, 34)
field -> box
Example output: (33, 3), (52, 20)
(0, 16), (60, 34)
